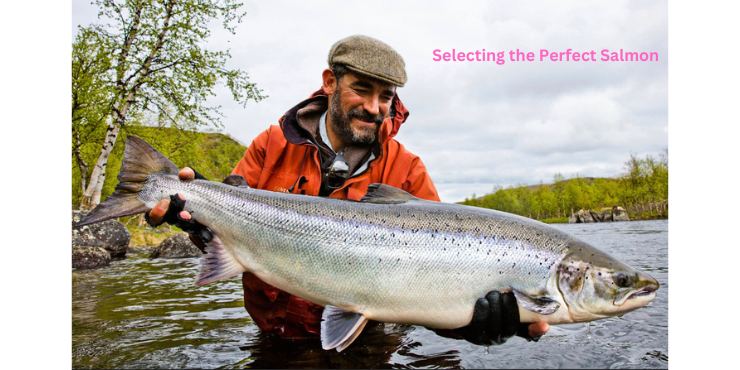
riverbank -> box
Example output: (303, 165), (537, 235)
(534, 211), (667, 224)
(629, 212), (668, 221)
(539, 217), (569, 224)
(126, 224), (180, 249)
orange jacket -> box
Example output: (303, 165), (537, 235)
(232, 89), (440, 338)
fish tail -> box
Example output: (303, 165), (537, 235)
(75, 136), (180, 227)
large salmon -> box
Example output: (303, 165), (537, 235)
(77, 136), (659, 351)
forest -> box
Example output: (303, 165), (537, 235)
(460, 150), (668, 222)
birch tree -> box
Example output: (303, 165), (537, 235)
(72, 27), (113, 195)
(77, 0), (264, 209)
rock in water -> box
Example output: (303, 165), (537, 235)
(72, 245), (111, 269)
(568, 213), (578, 224)
(578, 209), (595, 223)
(72, 210), (130, 258)
(612, 206), (630, 222)
(600, 208), (614, 222)
(149, 233), (203, 258)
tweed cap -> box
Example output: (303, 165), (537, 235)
(328, 35), (407, 87)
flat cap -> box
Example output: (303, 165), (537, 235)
(328, 35), (407, 87)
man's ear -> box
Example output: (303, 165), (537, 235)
(322, 69), (337, 95)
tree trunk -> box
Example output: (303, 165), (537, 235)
(73, 130), (89, 194)
(79, 116), (122, 210)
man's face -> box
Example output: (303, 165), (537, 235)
(329, 72), (396, 147)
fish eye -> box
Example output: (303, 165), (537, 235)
(614, 272), (632, 288)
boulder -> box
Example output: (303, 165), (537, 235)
(568, 213), (578, 224)
(612, 206), (630, 222)
(578, 209), (595, 223)
(600, 208), (613, 222)
(149, 233), (203, 259)
(72, 210), (130, 258)
(568, 206), (630, 223)
(72, 245), (111, 269)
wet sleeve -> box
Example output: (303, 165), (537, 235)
(232, 128), (271, 188)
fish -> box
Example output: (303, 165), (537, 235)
(76, 136), (659, 352)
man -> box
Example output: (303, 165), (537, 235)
(148, 35), (549, 346)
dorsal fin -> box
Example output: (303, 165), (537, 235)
(360, 183), (418, 204)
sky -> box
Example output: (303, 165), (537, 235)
(72, 0), (668, 203)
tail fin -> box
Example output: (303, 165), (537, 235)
(75, 136), (180, 227)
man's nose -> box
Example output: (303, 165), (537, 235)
(363, 95), (380, 116)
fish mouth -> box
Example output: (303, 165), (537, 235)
(627, 284), (658, 299)
(613, 283), (659, 305)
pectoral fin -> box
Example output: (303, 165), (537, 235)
(513, 290), (561, 315)
(194, 235), (247, 285)
(320, 305), (368, 352)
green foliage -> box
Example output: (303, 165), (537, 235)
(538, 217), (569, 224)
(461, 151), (669, 222)
(72, 127), (247, 208)
(72, 27), (113, 131)
(72, 27), (115, 192)
(89, 0), (266, 128)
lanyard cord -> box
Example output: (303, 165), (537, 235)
(287, 147), (309, 193)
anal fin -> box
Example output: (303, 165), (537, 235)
(195, 235), (247, 285)
(513, 290), (561, 315)
(320, 305), (368, 352)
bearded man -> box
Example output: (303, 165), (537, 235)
(147, 35), (549, 347)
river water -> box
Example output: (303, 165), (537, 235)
(72, 220), (668, 369)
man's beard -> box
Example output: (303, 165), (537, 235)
(329, 88), (387, 147)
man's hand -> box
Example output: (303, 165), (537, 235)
(147, 168), (196, 226)
(145, 168), (249, 252)
(455, 291), (549, 345)
(145, 167), (222, 252)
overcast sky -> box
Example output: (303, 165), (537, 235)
(72, 0), (667, 203)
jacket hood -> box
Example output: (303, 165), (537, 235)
(280, 88), (409, 145)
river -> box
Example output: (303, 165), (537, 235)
(72, 219), (668, 369)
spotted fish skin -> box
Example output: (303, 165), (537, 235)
(136, 172), (577, 328)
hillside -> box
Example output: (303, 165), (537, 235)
(459, 153), (668, 223)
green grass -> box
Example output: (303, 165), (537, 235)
(125, 224), (180, 247)
(538, 217), (569, 224)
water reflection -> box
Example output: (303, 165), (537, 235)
(231, 323), (440, 369)
(72, 220), (668, 369)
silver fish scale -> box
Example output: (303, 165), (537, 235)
(138, 174), (572, 327)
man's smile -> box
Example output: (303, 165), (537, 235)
(352, 118), (378, 129)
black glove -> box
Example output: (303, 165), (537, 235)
(144, 170), (248, 251)
(454, 291), (542, 346)
(144, 193), (215, 244)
